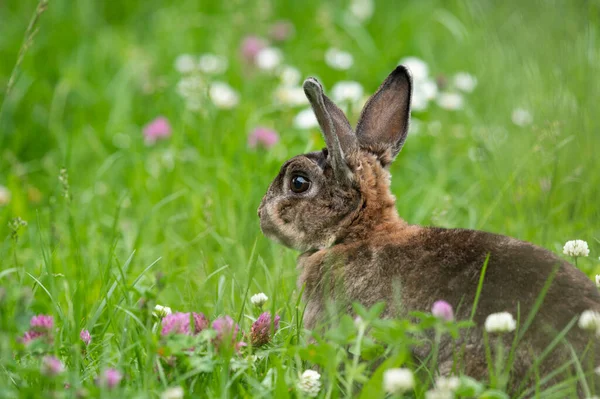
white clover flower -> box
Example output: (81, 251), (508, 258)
(294, 108), (319, 129)
(198, 53), (228, 74)
(436, 92), (464, 111)
(399, 56), (429, 81)
(595, 275), (600, 288)
(410, 89), (429, 112)
(209, 82), (239, 109)
(485, 312), (517, 333)
(153, 304), (172, 319)
(325, 48), (354, 70)
(160, 386), (184, 399)
(595, 366), (600, 376)
(256, 47), (283, 71)
(349, 0), (374, 22)
(383, 368), (414, 394)
(563, 240), (590, 257)
(0, 185), (11, 206)
(250, 293), (268, 307)
(174, 54), (197, 74)
(331, 81), (364, 104)
(579, 310), (600, 333)
(176, 76), (205, 99)
(453, 72), (477, 92)
(435, 376), (460, 392)
(425, 389), (454, 399)
(511, 108), (533, 126)
(419, 78), (439, 100)
(297, 370), (321, 398)
(279, 65), (301, 87)
(274, 86), (308, 106)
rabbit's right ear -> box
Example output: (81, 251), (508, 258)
(355, 66), (412, 167)
(303, 77), (356, 185)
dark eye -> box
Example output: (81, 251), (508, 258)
(290, 175), (310, 193)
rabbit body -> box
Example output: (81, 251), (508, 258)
(258, 67), (599, 392)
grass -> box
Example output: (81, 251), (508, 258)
(1, 0), (599, 397)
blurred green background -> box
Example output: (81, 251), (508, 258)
(0, 0), (599, 368)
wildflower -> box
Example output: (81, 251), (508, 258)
(596, 275), (600, 288)
(274, 86), (307, 106)
(161, 387), (184, 399)
(153, 304), (173, 319)
(425, 389), (454, 399)
(511, 108), (533, 127)
(279, 65), (301, 87)
(436, 92), (464, 111)
(563, 240), (590, 257)
(248, 128), (279, 149)
(410, 90), (429, 112)
(250, 292), (269, 307)
(325, 48), (354, 70)
(143, 117), (172, 145)
(453, 72), (477, 92)
(98, 368), (122, 389)
(579, 310), (600, 333)
(177, 75), (205, 99)
(212, 316), (241, 345)
(419, 79), (439, 100)
(22, 331), (43, 344)
(41, 356), (64, 376)
(331, 81), (364, 105)
(436, 376), (460, 391)
(240, 36), (267, 63)
(399, 56), (429, 81)
(256, 47), (283, 71)
(0, 185), (10, 206)
(198, 53), (228, 74)
(174, 54), (197, 74)
(294, 108), (319, 129)
(349, 0), (374, 21)
(161, 312), (209, 336)
(297, 370), (321, 397)
(30, 314), (54, 331)
(80, 329), (91, 346)
(595, 366), (600, 376)
(431, 300), (454, 322)
(270, 20), (295, 42)
(383, 368), (415, 394)
(250, 312), (280, 346)
(209, 82), (239, 109)
(484, 312), (517, 333)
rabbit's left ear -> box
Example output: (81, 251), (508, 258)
(303, 77), (356, 185)
(355, 66), (412, 166)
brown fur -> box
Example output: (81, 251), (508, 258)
(257, 66), (600, 395)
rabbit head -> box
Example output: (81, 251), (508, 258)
(258, 66), (413, 252)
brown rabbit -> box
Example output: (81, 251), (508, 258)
(257, 66), (600, 394)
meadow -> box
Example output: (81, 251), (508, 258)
(1, 0), (599, 397)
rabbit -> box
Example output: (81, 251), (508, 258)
(257, 65), (600, 394)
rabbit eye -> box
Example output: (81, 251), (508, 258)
(290, 175), (310, 193)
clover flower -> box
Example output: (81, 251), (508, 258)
(579, 310), (600, 334)
(198, 53), (228, 74)
(161, 312), (209, 336)
(485, 312), (517, 333)
(269, 20), (295, 42)
(383, 368), (415, 394)
(250, 292), (269, 307)
(453, 72), (478, 92)
(297, 370), (321, 397)
(30, 314), (54, 331)
(240, 36), (267, 64)
(436, 92), (464, 111)
(399, 56), (429, 81)
(174, 54), (197, 74)
(41, 356), (64, 376)
(98, 368), (122, 389)
(0, 185), (10, 206)
(250, 312), (280, 346)
(80, 329), (91, 346)
(563, 240), (590, 257)
(212, 315), (245, 350)
(511, 108), (533, 126)
(161, 387), (184, 399)
(143, 117), (172, 145)
(209, 82), (239, 109)
(325, 48), (354, 70)
(431, 300), (454, 322)
(294, 108), (319, 129)
(256, 47), (283, 71)
(331, 81), (364, 105)
(153, 304), (173, 319)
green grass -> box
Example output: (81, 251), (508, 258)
(1, 0), (599, 397)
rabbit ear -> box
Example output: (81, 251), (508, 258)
(355, 66), (412, 166)
(303, 77), (356, 184)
